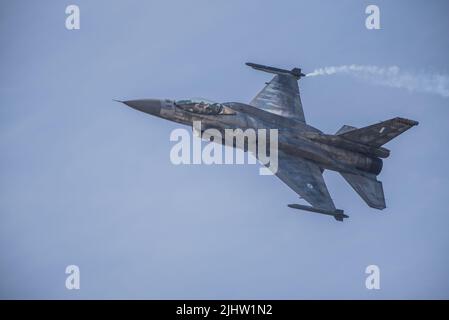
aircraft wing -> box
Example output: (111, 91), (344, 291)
(275, 151), (336, 212)
(247, 63), (306, 123)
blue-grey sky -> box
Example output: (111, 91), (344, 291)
(1, 0), (448, 299)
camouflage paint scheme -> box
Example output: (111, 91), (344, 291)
(119, 63), (418, 221)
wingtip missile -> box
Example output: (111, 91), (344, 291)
(288, 203), (349, 221)
(246, 62), (306, 79)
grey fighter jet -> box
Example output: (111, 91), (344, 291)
(119, 62), (418, 221)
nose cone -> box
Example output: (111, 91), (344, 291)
(122, 99), (162, 115)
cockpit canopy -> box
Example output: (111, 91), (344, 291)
(175, 98), (231, 115)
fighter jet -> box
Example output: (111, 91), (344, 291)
(119, 62), (418, 221)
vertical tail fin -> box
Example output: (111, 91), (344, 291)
(337, 117), (418, 147)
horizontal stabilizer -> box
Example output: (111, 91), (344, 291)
(288, 204), (349, 221)
(249, 63), (306, 122)
(338, 117), (418, 148)
(340, 173), (386, 209)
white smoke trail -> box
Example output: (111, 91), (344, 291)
(306, 65), (449, 98)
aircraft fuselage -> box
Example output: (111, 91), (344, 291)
(122, 98), (382, 177)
